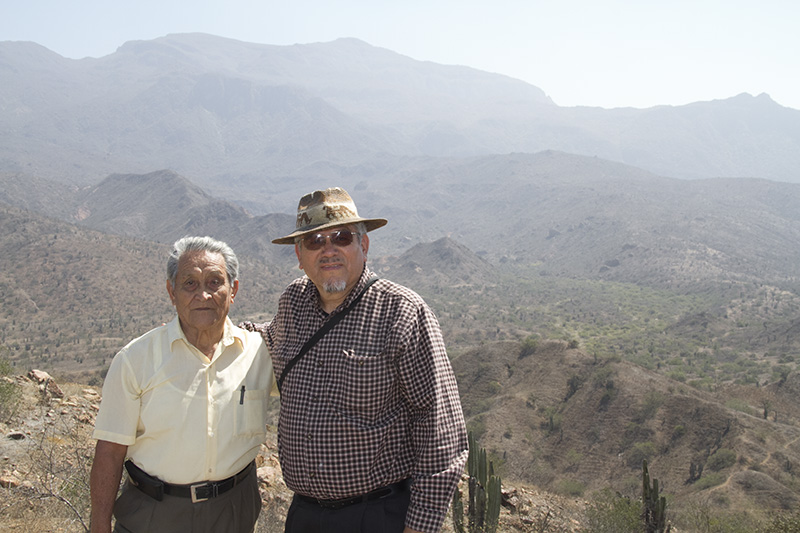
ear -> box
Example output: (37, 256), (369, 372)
(230, 279), (239, 302)
(295, 244), (304, 270)
(166, 279), (176, 305)
(360, 233), (370, 260)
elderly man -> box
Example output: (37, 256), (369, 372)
(248, 187), (468, 533)
(90, 236), (275, 533)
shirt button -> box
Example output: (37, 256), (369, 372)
(306, 433), (312, 440)
(317, 361), (323, 367)
(358, 360), (364, 366)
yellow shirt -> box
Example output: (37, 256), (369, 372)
(93, 316), (276, 484)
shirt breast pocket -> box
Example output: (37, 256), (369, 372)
(233, 388), (268, 437)
(329, 350), (396, 427)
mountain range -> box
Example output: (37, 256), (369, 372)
(2, 33), (800, 203)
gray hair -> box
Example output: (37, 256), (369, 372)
(167, 236), (239, 287)
(294, 222), (367, 247)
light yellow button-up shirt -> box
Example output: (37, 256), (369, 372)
(93, 316), (276, 484)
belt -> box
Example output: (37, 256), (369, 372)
(125, 460), (254, 503)
(296, 478), (411, 510)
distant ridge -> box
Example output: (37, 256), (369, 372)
(4, 154), (800, 287)
(77, 170), (234, 236)
(74, 170), (297, 263)
(379, 237), (494, 287)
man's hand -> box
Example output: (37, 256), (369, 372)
(90, 440), (127, 533)
(237, 320), (269, 334)
(403, 528), (423, 533)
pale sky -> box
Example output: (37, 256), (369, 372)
(3, 0), (799, 110)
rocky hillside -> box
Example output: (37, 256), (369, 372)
(452, 337), (800, 524)
(0, 370), (594, 532)
(4, 364), (799, 532)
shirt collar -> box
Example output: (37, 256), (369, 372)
(167, 316), (243, 352)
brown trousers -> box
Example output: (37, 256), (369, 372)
(112, 467), (261, 533)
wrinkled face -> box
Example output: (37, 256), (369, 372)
(166, 250), (237, 337)
(295, 224), (368, 298)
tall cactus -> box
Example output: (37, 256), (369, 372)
(453, 432), (502, 533)
(642, 459), (670, 533)
(452, 484), (465, 533)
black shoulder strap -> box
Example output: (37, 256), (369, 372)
(277, 276), (379, 393)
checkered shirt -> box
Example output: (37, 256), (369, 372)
(262, 267), (468, 533)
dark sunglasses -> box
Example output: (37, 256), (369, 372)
(302, 230), (359, 251)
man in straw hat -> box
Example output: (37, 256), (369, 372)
(246, 187), (467, 533)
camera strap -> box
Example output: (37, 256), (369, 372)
(277, 275), (379, 393)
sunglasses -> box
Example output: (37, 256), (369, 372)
(301, 230), (359, 251)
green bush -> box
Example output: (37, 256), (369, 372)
(585, 488), (642, 533)
(540, 406), (563, 433)
(626, 441), (656, 468)
(554, 478), (585, 497)
(519, 335), (539, 358)
(671, 425), (686, 440)
(567, 339), (580, 349)
(725, 398), (755, 416)
(760, 510), (800, 532)
(633, 391), (664, 423)
(707, 448), (737, 471)
(694, 472), (726, 490)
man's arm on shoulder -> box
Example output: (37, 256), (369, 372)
(90, 440), (128, 533)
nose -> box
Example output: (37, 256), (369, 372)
(320, 237), (339, 253)
(196, 286), (214, 299)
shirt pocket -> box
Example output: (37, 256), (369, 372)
(328, 350), (396, 427)
(233, 387), (269, 438)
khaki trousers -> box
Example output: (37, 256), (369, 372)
(112, 466), (261, 533)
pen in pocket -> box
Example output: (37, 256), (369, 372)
(240, 385), (245, 404)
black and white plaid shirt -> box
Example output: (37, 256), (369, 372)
(263, 267), (468, 532)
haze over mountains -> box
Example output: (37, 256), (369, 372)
(2, 33), (800, 201)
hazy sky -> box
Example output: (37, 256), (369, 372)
(3, 0), (798, 110)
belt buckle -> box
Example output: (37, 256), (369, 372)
(190, 483), (212, 503)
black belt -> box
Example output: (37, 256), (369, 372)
(125, 460), (254, 503)
(296, 478), (411, 510)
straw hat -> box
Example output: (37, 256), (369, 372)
(272, 187), (388, 244)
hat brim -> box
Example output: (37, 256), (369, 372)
(272, 217), (388, 245)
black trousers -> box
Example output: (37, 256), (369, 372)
(284, 487), (411, 533)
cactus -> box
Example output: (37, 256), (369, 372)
(453, 432), (502, 533)
(485, 468), (501, 532)
(452, 484), (465, 533)
(642, 459), (670, 533)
